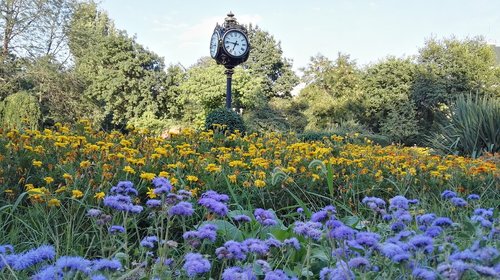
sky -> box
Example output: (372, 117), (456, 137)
(100, 0), (500, 73)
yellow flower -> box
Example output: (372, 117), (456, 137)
(47, 198), (61, 207)
(62, 173), (73, 181)
(146, 187), (158, 199)
(186, 175), (199, 182)
(44, 177), (54, 184)
(80, 160), (91, 168)
(123, 165), (136, 174)
(94, 192), (105, 200)
(32, 160), (42, 167)
(170, 177), (178, 185)
(228, 174), (237, 184)
(312, 174), (320, 181)
(140, 172), (156, 181)
(205, 163), (221, 173)
(72, 190), (83, 199)
(254, 179), (266, 188)
(25, 183), (35, 191)
(55, 186), (67, 194)
(4, 189), (14, 195)
(159, 171), (169, 178)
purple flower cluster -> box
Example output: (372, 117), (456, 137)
(168, 201), (194, 216)
(183, 253), (211, 278)
(294, 221), (323, 240)
(222, 266), (256, 280)
(311, 205), (336, 223)
(254, 208), (277, 227)
(110, 181), (138, 196)
(140, 235), (159, 249)
(198, 190), (230, 216)
(183, 224), (218, 248)
(0, 244), (55, 271)
(108, 225), (125, 234)
(103, 194), (143, 214)
(152, 177), (172, 194)
(471, 208), (494, 228)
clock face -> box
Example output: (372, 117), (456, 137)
(223, 30), (249, 57)
(210, 32), (219, 58)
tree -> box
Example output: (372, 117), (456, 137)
(361, 56), (418, 135)
(298, 53), (364, 130)
(243, 24), (299, 98)
(68, 2), (175, 127)
(178, 57), (264, 127)
(412, 37), (500, 130)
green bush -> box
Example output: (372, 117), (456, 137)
(0, 91), (41, 130)
(205, 107), (246, 134)
(428, 94), (500, 157)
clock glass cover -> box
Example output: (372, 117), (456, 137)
(210, 32), (219, 58)
(223, 30), (249, 57)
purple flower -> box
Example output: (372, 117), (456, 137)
(311, 205), (336, 223)
(198, 197), (228, 216)
(92, 258), (122, 271)
(408, 199), (419, 205)
(200, 190), (229, 202)
(140, 236), (159, 249)
(87, 209), (102, 217)
(329, 225), (356, 240)
(425, 226), (443, 238)
(383, 214), (393, 221)
(222, 266), (256, 280)
(432, 217), (453, 227)
(146, 199), (162, 208)
(417, 213), (436, 226)
(283, 238), (301, 250)
(449, 249), (478, 262)
(319, 266), (353, 280)
(232, 214), (251, 223)
(11, 245), (56, 271)
(254, 208), (277, 227)
(355, 232), (380, 248)
(441, 190), (457, 200)
(265, 237), (282, 248)
(32, 265), (63, 280)
(152, 177), (172, 194)
(91, 275), (107, 280)
(264, 269), (295, 280)
(394, 209), (412, 223)
(216, 241), (248, 261)
(409, 235), (434, 253)
(362, 196), (386, 209)
(473, 265), (498, 277)
(297, 207), (304, 214)
(389, 196), (409, 210)
(56, 256), (92, 274)
(412, 267), (436, 280)
(391, 221), (406, 232)
(348, 257), (370, 270)
(243, 238), (269, 255)
(450, 197), (467, 207)
(183, 253), (211, 278)
(103, 194), (142, 214)
(183, 224), (218, 248)
(0, 245), (14, 254)
(110, 181), (138, 196)
(108, 225), (125, 234)
(467, 194), (480, 200)
(168, 201), (194, 216)
(294, 221), (323, 240)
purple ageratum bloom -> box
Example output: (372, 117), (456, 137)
(409, 235), (434, 253)
(362, 196), (386, 209)
(243, 238), (269, 255)
(92, 258), (122, 271)
(110, 181), (138, 196)
(254, 208), (277, 227)
(264, 269), (295, 280)
(475, 247), (499, 264)
(103, 194), (142, 214)
(0, 244), (14, 254)
(183, 253), (211, 278)
(412, 267), (437, 280)
(329, 225), (356, 240)
(91, 275), (107, 280)
(283, 238), (301, 250)
(425, 226), (443, 238)
(449, 249), (478, 262)
(311, 205), (336, 223)
(408, 199), (419, 205)
(87, 209), (102, 217)
(168, 201), (194, 216)
(473, 265), (498, 277)
(441, 190), (457, 200)
(146, 199), (162, 208)
(467, 194), (480, 200)
(152, 177), (172, 194)
(108, 225), (125, 234)
(394, 209), (412, 223)
(232, 214), (251, 223)
(417, 213), (436, 226)
(355, 232), (381, 248)
(383, 214), (393, 221)
(450, 197), (467, 207)
(348, 257), (370, 270)
(140, 236), (159, 249)
(320, 266), (354, 280)
(56, 256), (92, 274)
(265, 237), (282, 248)
(32, 265), (63, 280)
(432, 217), (453, 227)
(11, 245), (56, 271)
(198, 197), (228, 216)
(389, 195), (409, 210)
(294, 221), (323, 241)
(216, 240), (248, 261)
(177, 190), (193, 198)
(436, 262), (468, 279)
(391, 221), (406, 232)
(222, 266), (256, 280)
(201, 190), (229, 202)
(297, 207), (304, 214)
(183, 224), (218, 245)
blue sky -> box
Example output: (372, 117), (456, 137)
(100, 0), (500, 72)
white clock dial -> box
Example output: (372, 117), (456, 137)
(210, 32), (219, 58)
(223, 30), (249, 57)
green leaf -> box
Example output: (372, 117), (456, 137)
(202, 220), (244, 241)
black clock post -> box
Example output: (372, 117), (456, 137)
(210, 12), (250, 110)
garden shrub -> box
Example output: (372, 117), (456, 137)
(205, 107), (246, 134)
(428, 94), (500, 157)
(0, 91), (41, 130)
